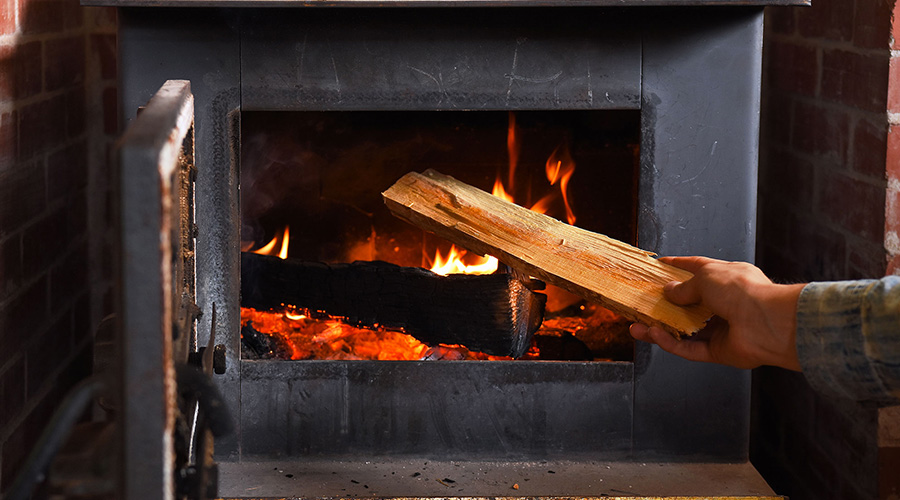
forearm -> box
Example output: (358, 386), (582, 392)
(796, 277), (900, 403)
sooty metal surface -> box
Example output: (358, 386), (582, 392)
(241, 361), (633, 459)
(217, 459), (778, 498)
(117, 5), (768, 464)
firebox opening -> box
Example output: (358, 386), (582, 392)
(239, 110), (640, 363)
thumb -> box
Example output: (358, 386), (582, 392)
(663, 279), (702, 306)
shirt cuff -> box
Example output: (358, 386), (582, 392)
(795, 278), (900, 404)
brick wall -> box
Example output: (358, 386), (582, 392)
(0, 0), (116, 493)
(889, 5), (900, 274)
(753, 0), (898, 498)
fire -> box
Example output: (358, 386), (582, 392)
(492, 114), (577, 224)
(432, 113), (578, 277)
(250, 225), (291, 259)
(507, 111), (519, 192)
(545, 145), (577, 225)
(240, 306), (528, 361)
(430, 245), (498, 276)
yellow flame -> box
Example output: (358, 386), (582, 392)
(430, 245), (498, 276)
(250, 225), (291, 259)
(253, 235), (278, 255)
(492, 178), (514, 203)
(545, 145), (577, 225)
(278, 225), (290, 259)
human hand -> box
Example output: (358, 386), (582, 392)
(629, 256), (805, 371)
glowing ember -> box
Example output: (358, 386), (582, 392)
(240, 306), (530, 361)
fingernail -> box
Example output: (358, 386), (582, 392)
(664, 281), (681, 293)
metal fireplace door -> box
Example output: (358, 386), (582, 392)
(115, 79), (230, 500)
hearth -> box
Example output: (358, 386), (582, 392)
(98, 0), (806, 497)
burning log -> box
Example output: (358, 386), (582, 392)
(240, 252), (545, 358)
(382, 169), (713, 338)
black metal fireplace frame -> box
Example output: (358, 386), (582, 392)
(112, 3), (790, 466)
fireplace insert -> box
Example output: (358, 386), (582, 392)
(101, 0), (806, 497)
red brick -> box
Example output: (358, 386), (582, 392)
(787, 211), (848, 280)
(765, 8), (795, 36)
(61, 0), (82, 30)
(45, 35), (85, 92)
(66, 86), (85, 138)
(47, 140), (87, 201)
(0, 41), (43, 101)
(847, 240), (887, 279)
(761, 93), (794, 152)
(18, 93), (67, 158)
(760, 146), (816, 210)
(0, 234), (22, 302)
(85, 5), (116, 30)
(21, 0), (66, 35)
(26, 311), (73, 399)
(791, 101), (850, 163)
(103, 85), (117, 135)
(888, 253), (900, 275)
(0, 45), (14, 101)
(0, 111), (16, 173)
(0, 160), (46, 236)
(894, 0), (900, 51)
(50, 242), (88, 311)
(765, 39), (818, 96)
(889, 125), (900, 182)
(0, 277), (48, 356)
(890, 56), (900, 114)
(16, 41), (43, 99)
(887, 183), (900, 242)
(0, 0), (15, 35)
(818, 169), (886, 243)
(852, 0), (893, 49)
(880, 447), (900, 499)
(852, 118), (888, 179)
(90, 33), (116, 81)
(0, 355), (25, 432)
(22, 206), (69, 276)
(796, 0), (855, 42)
(1, 416), (30, 491)
(822, 49), (889, 113)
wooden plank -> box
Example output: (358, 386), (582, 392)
(383, 169), (712, 338)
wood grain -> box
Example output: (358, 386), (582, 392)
(383, 169), (712, 338)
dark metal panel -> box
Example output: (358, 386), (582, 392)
(119, 8), (243, 459)
(116, 80), (194, 500)
(241, 9), (641, 111)
(241, 360), (633, 459)
(634, 7), (762, 460)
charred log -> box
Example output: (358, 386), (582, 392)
(240, 252), (546, 358)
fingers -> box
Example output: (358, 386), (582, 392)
(663, 278), (702, 306)
(629, 324), (713, 364)
(657, 255), (718, 273)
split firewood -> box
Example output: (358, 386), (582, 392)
(382, 169), (712, 338)
(241, 252), (545, 357)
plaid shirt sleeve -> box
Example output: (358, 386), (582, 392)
(795, 276), (900, 404)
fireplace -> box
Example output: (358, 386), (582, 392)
(102, 0), (805, 497)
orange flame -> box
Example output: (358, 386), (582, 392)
(430, 245), (498, 276)
(507, 111), (519, 192)
(251, 226), (291, 259)
(545, 145), (577, 225)
(492, 177), (514, 203)
(278, 226), (290, 259)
